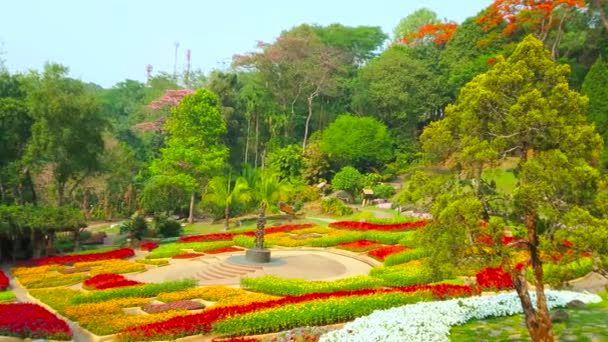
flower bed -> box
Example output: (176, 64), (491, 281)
(156, 285), (279, 306)
(172, 252), (205, 259)
(475, 266), (513, 291)
(84, 273), (144, 290)
(0, 303), (72, 340)
(72, 279), (197, 304)
(118, 284), (477, 341)
(140, 241), (160, 251)
(177, 224), (313, 243)
(0, 269), (8, 290)
(383, 248), (429, 266)
(240, 275), (383, 296)
(142, 300), (204, 313)
(367, 245), (411, 261)
(136, 258), (170, 266)
(22, 248), (135, 266)
(146, 241), (233, 259)
(205, 246), (244, 254)
(12, 265), (89, 288)
(329, 220), (428, 231)
(0, 291), (16, 302)
(77, 259), (146, 275)
(319, 290), (603, 342)
(335, 239), (382, 252)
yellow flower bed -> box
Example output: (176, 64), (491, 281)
(135, 259), (170, 266)
(12, 265), (88, 288)
(75, 259), (146, 275)
(156, 285), (279, 306)
(30, 288), (83, 311)
(290, 226), (336, 235)
(268, 227), (348, 247)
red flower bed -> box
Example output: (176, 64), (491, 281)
(177, 224), (313, 243)
(140, 241), (160, 251)
(84, 273), (143, 290)
(142, 300), (204, 314)
(328, 220), (428, 231)
(0, 270), (9, 290)
(476, 266), (513, 290)
(22, 248), (135, 266)
(172, 252), (204, 259)
(212, 338), (260, 342)
(335, 240), (382, 252)
(119, 283), (477, 341)
(367, 245), (411, 260)
(0, 303), (72, 340)
(205, 246), (244, 254)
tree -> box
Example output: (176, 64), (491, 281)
(582, 56), (608, 165)
(266, 144), (304, 181)
(139, 175), (191, 215)
(332, 166), (364, 195)
(420, 35), (602, 341)
(25, 63), (105, 206)
(150, 88), (228, 223)
(204, 175), (251, 230)
(321, 114), (393, 171)
(393, 8), (441, 40)
(251, 169), (292, 257)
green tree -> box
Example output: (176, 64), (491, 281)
(204, 175), (251, 231)
(582, 56), (608, 165)
(331, 166), (364, 196)
(321, 114), (393, 171)
(266, 144), (304, 181)
(150, 88), (228, 223)
(25, 63), (105, 206)
(139, 175), (191, 215)
(393, 8), (440, 40)
(420, 35), (602, 341)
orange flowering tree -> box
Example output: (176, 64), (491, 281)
(399, 23), (459, 46)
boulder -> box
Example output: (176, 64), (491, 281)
(551, 309), (569, 322)
(566, 299), (586, 309)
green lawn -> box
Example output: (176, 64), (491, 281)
(451, 292), (608, 341)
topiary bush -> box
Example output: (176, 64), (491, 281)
(154, 216), (182, 237)
(332, 166), (363, 195)
(372, 184), (396, 199)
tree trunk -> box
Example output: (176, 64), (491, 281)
(224, 206), (230, 231)
(303, 94), (315, 150)
(188, 193), (195, 224)
(255, 203), (266, 249)
(254, 114), (259, 169)
(73, 229), (80, 252)
(245, 114), (251, 164)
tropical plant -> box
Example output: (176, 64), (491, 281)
(204, 175), (251, 230)
(252, 169), (292, 250)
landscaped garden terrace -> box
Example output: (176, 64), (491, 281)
(0, 219), (604, 341)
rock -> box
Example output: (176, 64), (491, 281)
(566, 299), (586, 309)
(551, 309), (569, 322)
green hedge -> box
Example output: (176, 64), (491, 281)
(213, 291), (430, 336)
(71, 279), (197, 304)
(383, 249), (430, 266)
(0, 291), (16, 302)
(146, 241), (233, 259)
(240, 275), (383, 296)
(370, 265), (433, 287)
(232, 235), (270, 248)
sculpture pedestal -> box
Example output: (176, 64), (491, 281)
(245, 248), (271, 263)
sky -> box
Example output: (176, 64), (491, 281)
(0, 0), (492, 88)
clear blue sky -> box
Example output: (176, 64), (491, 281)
(0, 0), (492, 88)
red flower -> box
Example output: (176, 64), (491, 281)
(178, 224), (313, 243)
(205, 246), (244, 254)
(562, 239), (574, 248)
(20, 248), (135, 266)
(0, 270), (9, 290)
(328, 220), (428, 232)
(84, 273), (143, 290)
(172, 252), (205, 259)
(0, 303), (72, 340)
(475, 266), (513, 290)
(367, 245), (411, 261)
(140, 242), (160, 251)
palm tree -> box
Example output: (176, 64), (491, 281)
(247, 169), (292, 262)
(205, 175), (251, 231)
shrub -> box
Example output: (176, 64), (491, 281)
(384, 249), (430, 266)
(71, 279), (197, 304)
(154, 216), (183, 237)
(533, 257), (594, 286)
(372, 183), (396, 199)
(212, 292), (429, 336)
(240, 275), (383, 296)
(321, 197), (353, 216)
(120, 213), (149, 239)
(331, 166), (363, 195)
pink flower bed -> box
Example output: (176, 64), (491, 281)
(142, 300), (204, 314)
(367, 245), (411, 260)
(0, 303), (72, 340)
(0, 270), (9, 290)
(329, 220), (428, 231)
(22, 248), (135, 266)
(84, 273), (143, 290)
(177, 224), (313, 243)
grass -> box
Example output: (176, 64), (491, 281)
(482, 169), (517, 194)
(451, 292), (608, 341)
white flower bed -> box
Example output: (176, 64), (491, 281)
(319, 290), (601, 342)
